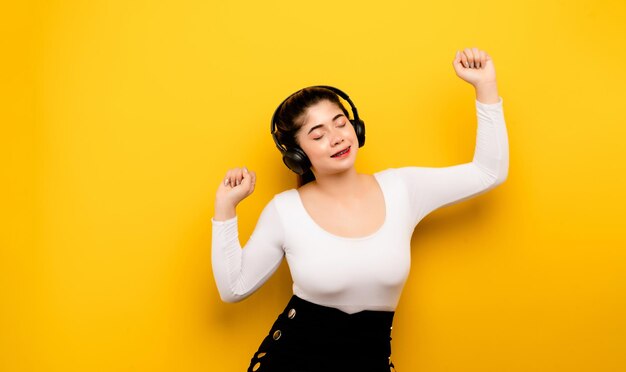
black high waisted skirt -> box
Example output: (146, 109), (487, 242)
(247, 295), (397, 372)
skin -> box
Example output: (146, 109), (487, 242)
(214, 47), (499, 227)
(294, 99), (386, 237)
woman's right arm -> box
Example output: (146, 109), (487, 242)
(212, 167), (285, 303)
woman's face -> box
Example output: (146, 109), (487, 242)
(295, 99), (358, 177)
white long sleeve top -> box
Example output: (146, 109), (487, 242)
(212, 97), (509, 314)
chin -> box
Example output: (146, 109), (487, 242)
(318, 163), (357, 177)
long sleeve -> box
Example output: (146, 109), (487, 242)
(211, 197), (285, 303)
(397, 96), (509, 226)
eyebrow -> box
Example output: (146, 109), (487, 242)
(306, 114), (345, 135)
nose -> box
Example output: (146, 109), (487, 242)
(331, 132), (344, 146)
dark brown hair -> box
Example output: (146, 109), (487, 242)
(274, 87), (350, 187)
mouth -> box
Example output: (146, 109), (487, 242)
(331, 146), (351, 158)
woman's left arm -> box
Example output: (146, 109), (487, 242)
(395, 48), (509, 225)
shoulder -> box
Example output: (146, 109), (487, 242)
(252, 190), (299, 231)
(269, 188), (300, 214)
(372, 168), (415, 196)
(374, 167), (436, 191)
(374, 168), (401, 177)
(273, 188), (298, 201)
(374, 167), (417, 181)
(376, 166), (441, 178)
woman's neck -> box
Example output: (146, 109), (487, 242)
(310, 168), (364, 200)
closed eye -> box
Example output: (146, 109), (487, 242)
(309, 116), (347, 140)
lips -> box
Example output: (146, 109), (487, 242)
(331, 146), (351, 158)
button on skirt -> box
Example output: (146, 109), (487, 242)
(247, 295), (397, 372)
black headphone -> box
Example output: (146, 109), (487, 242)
(270, 85), (366, 175)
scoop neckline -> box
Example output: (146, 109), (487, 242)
(293, 172), (388, 241)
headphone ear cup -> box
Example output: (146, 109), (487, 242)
(351, 119), (366, 147)
(282, 147), (311, 175)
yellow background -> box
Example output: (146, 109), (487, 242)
(2, 0), (625, 371)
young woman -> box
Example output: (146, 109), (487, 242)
(212, 47), (509, 372)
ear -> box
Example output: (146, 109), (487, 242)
(282, 142), (311, 175)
